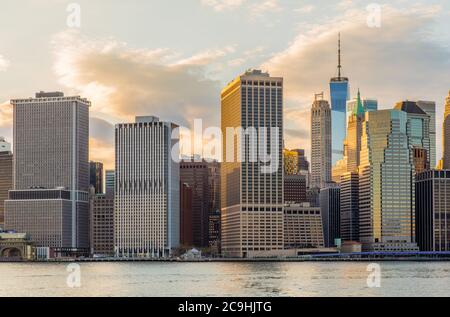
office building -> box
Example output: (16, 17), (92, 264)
(340, 172), (359, 242)
(0, 138), (12, 227)
(284, 175), (307, 204)
(105, 170), (115, 199)
(359, 110), (418, 251)
(346, 96), (377, 128)
(114, 116), (180, 258)
(208, 160), (221, 248)
(5, 92), (90, 255)
(89, 161), (104, 194)
(284, 149), (299, 175)
(284, 203), (324, 249)
(180, 160), (210, 248)
(417, 101), (436, 168)
(416, 170), (450, 251)
(180, 183), (193, 246)
(90, 193), (114, 256)
(311, 93), (332, 189)
(320, 184), (341, 247)
(221, 70), (284, 258)
(330, 34), (349, 165)
(443, 92), (450, 169)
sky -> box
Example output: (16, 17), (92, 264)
(0, 0), (449, 169)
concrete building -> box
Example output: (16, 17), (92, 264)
(5, 92), (90, 255)
(180, 183), (193, 247)
(340, 172), (359, 242)
(443, 92), (450, 169)
(207, 160), (221, 248)
(320, 184), (341, 247)
(114, 116), (180, 258)
(89, 161), (104, 194)
(90, 193), (114, 256)
(416, 170), (450, 251)
(0, 138), (12, 227)
(284, 203), (324, 249)
(221, 70), (284, 258)
(284, 149), (299, 176)
(311, 93), (332, 189)
(359, 110), (418, 251)
(284, 175), (307, 204)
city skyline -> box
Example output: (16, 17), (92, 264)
(0, 1), (450, 170)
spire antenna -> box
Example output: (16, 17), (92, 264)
(338, 33), (342, 80)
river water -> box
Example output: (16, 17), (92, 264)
(1, 261), (450, 297)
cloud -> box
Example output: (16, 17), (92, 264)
(262, 5), (450, 158)
(294, 5), (315, 14)
(250, 0), (282, 17)
(201, 0), (246, 11)
(0, 55), (10, 72)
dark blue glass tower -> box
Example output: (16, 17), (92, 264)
(330, 34), (349, 165)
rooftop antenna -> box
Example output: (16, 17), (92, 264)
(315, 92), (324, 102)
(337, 33), (342, 80)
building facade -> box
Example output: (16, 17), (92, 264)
(284, 175), (307, 204)
(417, 101), (436, 168)
(105, 170), (115, 199)
(340, 172), (359, 242)
(114, 116), (180, 258)
(284, 204), (324, 249)
(0, 138), (12, 227)
(90, 193), (114, 256)
(180, 183), (193, 246)
(443, 92), (450, 169)
(320, 184), (341, 247)
(359, 110), (418, 251)
(416, 170), (450, 251)
(221, 70), (284, 258)
(89, 161), (104, 194)
(311, 94), (332, 189)
(5, 92), (90, 254)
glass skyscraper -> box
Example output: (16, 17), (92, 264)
(330, 34), (349, 165)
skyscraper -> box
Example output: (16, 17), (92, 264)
(417, 101), (436, 168)
(90, 192), (114, 256)
(340, 172), (359, 242)
(105, 170), (115, 199)
(311, 93), (332, 189)
(416, 170), (450, 251)
(180, 182), (193, 246)
(180, 159), (211, 248)
(0, 138), (12, 227)
(394, 101), (431, 174)
(114, 116), (180, 258)
(443, 91), (450, 169)
(207, 160), (221, 248)
(284, 149), (299, 175)
(221, 70), (284, 258)
(5, 92), (90, 254)
(89, 161), (104, 194)
(284, 175), (307, 204)
(320, 184), (341, 247)
(346, 97), (378, 128)
(330, 34), (349, 165)
(359, 110), (418, 251)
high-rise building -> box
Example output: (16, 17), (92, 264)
(416, 170), (450, 251)
(340, 172), (359, 242)
(320, 184), (341, 247)
(284, 149), (299, 175)
(180, 183), (193, 246)
(114, 116), (180, 258)
(105, 170), (115, 199)
(207, 160), (221, 248)
(442, 92), (450, 169)
(346, 97), (378, 128)
(417, 101), (436, 168)
(311, 93), (332, 189)
(284, 203), (324, 249)
(330, 34), (349, 165)
(90, 192), (114, 256)
(346, 90), (365, 173)
(284, 175), (307, 204)
(394, 101), (431, 174)
(221, 70), (284, 258)
(5, 92), (90, 255)
(359, 110), (418, 251)
(180, 160), (210, 248)
(0, 138), (12, 227)
(89, 161), (104, 194)
(293, 149), (310, 173)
